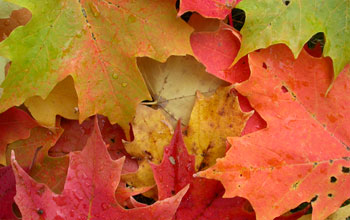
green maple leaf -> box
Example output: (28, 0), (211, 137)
(235, 0), (349, 79)
(0, 0), (193, 130)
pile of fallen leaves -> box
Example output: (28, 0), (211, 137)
(0, 0), (349, 219)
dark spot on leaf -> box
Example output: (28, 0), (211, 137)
(281, 86), (288, 93)
(171, 190), (175, 195)
(330, 176), (337, 183)
(110, 138), (115, 143)
(310, 195), (318, 203)
(218, 108), (225, 116)
(342, 166), (350, 173)
(343, 157), (350, 161)
(313, 162), (318, 167)
(329, 159), (333, 164)
(144, 150), (153, 160)
(292, 181), (300, 190)
(262, 62), (267, 69)
(328, 193), (333, 198)
(282, 0), (290, 5)
(37, 209), (44, 215)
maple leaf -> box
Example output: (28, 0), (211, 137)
(178, 0), (241, 20)
(184, 86), (251, 170)
(24, 76), (79, 128)
(235, 0), (350, 79)
(0, 107), (37, 165)
(151, 121), (256, 220)
(152, 121), (308, 219)
(123, 85), (249, 194)
(11, 117), (188, 220)
(0, 0), (193, 131)
(138, 55), (227, 126)
(190, 19), (244, 83)
(256, 45), (350, 147)
(198, 45), (350, 220)
(123, 105), (173, 198)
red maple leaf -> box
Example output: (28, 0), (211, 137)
(199, 45), (350, 219)
(11, 117), (188, 220)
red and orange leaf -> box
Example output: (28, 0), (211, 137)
(178, 0), (241, 20)
(257, 44), (350, 146)
(151, 122), (256, 220)
(0, 0), (193, 131)
(0, 107), (37, 165)
(190, 21), (242, 83)
(198, 45), (350, 220)
(11, 117), (188, 220)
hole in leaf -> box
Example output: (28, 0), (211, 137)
(281, 86), (288, 93)
(282, 0), (290, 6)
(230, 8), (246, 31)
(328, 193), (333, 198)
(290, 202), (309, 213)
(12, 202), (22, 218)
(262, 62), (267, 69)
(342, 166), (350, 173)
(180, 12), (192, 22)
(175, 0), (192, 22)
(310, 195), (318, 203)
(305, 32), (325, 57)
(133, 194), (156, 205)
(342, 199), (350, 207)
(330, 176), (337, 183)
